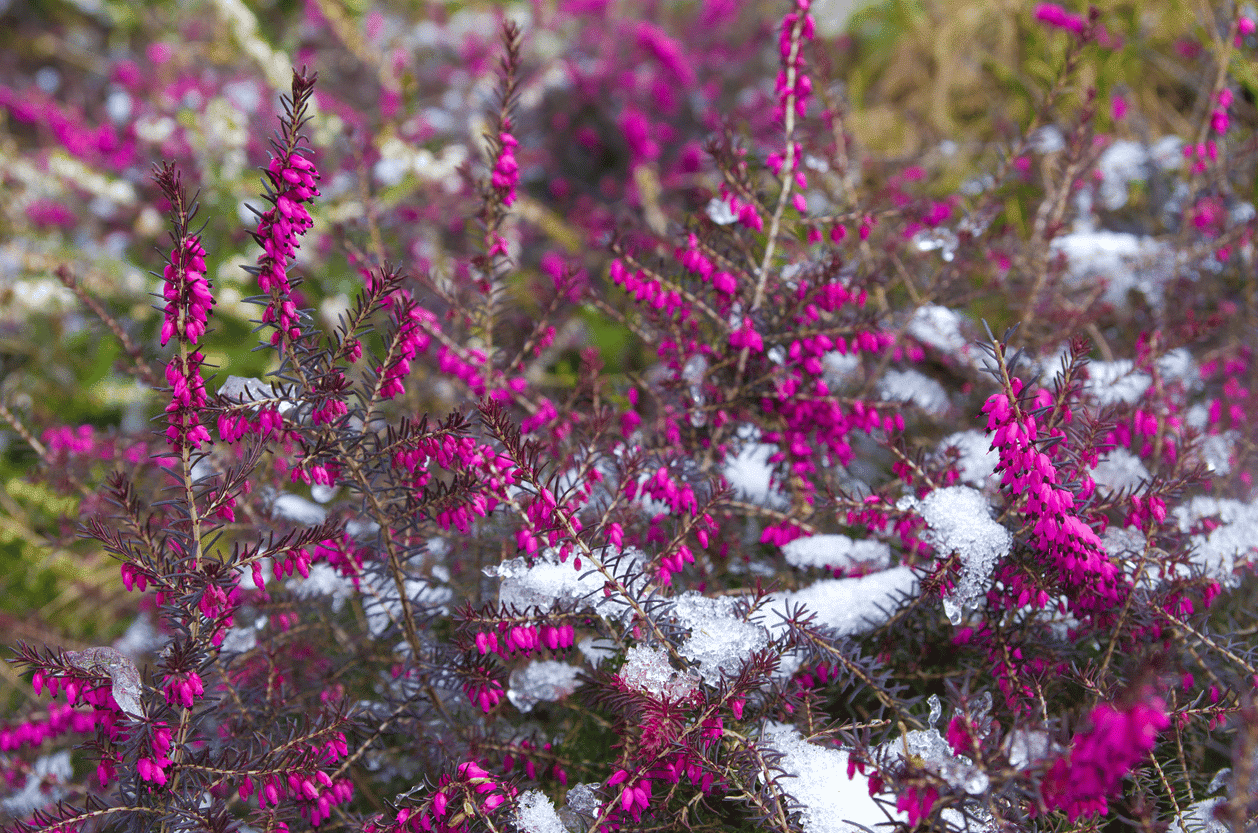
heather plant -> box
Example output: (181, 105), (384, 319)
(4, 1), (1258, 833)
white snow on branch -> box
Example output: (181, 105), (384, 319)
(618, 644), (698, 700)
(667, 593), (770, 685)
(494, 549), (645, 614)
(903, 487), (1010, 625)
(508, 660), (583, 713)
(759, 723), (904, 833)
(934, 431), (999, 486)
(766, 566), (920, 637)
(781, 534), (891, 572)
(878, 369), (950, 416)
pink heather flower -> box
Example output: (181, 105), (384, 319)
(252, 74), (320, 345)
(161, 235), (213, 347)
(1041, 693), (1169, 821)
(491, 128), (519, 207)
(634, 21), (695, 88)
(42, 424), (98, 457)
(1034, 3), (1087, 34)
(146, 42), (173, 64)
(162, 671), (205, 708)
(24, 199), (75, 229)
(165, 351), (211, 450)
(0, 85), (135, 168)
(1110, 93), (1127, 121)
(378, 291), (435, 400)
(619, 108), (660, 164)
(729, 319), (764, 352)
(137, 757), (167, 785)
(897, 785), (938, 827)
(1211, 108), (1230, 134)
(982, 384), (1122, 617)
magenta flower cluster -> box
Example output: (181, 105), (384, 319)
(982, 376), (1123, 618)
(1041, 692), (1171, 821)
(252, 130), (320, 345)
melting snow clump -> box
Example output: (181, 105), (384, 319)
(781, 534), (891, 572)
(909, 486), (1011, 625)
(668, 593), (770, 685)
(618, 645), (698, 700)
(878, 369), (950, 416)
(514, 789), (565, 833)
(767, 567), (919, 637)
(760, 723), (904, 833)
(508, 660), (583, 713)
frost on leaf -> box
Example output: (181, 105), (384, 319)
(908, 486), (1011, 625)
(64, 646), (143, 717)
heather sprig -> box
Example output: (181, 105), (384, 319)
(248, 69), (321, 349)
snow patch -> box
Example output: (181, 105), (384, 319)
(878, 369), (950, 415)
(759, 723), (904, 833)
(908, 305), (969, 356)
(1052, 231), (1172, 307)
(905, 487), (1011, 625)
(1086, 360), (1152, 405)
(667, 594), (770, 685)
(1173, 496), (1258, 586)
(508, 660), (583, 713)
(935, 431), (999, 486)
(514, 790), (566, 833)
(766, 566), (919, 637)
(618, 644), (698, 700)
(722, 428), (788, 509)
(781, 534), (891, 572)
